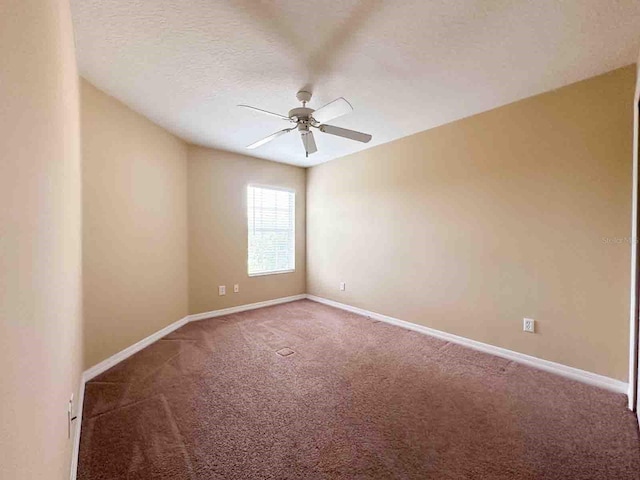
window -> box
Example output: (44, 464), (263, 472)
(247, 185), (295, 276)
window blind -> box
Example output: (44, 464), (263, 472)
(247, 185), (295, 276)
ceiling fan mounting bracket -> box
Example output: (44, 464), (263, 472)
(296, 90), (312, 105)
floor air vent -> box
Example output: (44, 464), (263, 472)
(276, 347), (295, 357)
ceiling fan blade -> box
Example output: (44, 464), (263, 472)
(312, 97), (353, 123)
(319, 124), (372, 143)
(246, 128), (294, 149)
(238, 104), (290, 121)
(301, 130), (317, 157)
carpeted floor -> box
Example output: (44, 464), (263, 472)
(77, 299), (640, 479)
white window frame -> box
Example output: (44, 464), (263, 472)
(246, 184), (296, 277)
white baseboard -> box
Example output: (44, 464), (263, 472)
(81, 292), (629, 395)
(306, 294), (629, 395)
(187, 294), (307, 322)
(83, 294), (308, 381)
(83, 315), (190, 382)
(69, 378), (85, 480)
(73, 291), (630, 478)
(73, 293), (307, 479)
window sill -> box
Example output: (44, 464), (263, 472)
(248, 269), (295, 277)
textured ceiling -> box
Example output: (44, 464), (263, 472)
(71, 0), (640, 167)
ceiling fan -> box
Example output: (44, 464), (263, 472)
(239, 90), (372, 158)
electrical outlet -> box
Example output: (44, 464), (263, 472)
(340, 282), (346, 291)
(233, 284), (239, 293)
(523, 318), (535, 333)
(218, 285), (226, 296)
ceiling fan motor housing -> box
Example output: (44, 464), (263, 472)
(288, 107), (315, 122)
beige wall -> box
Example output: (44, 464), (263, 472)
(307, 65), (636, 381)
(188, 147), (306, 314)
(81, 80), (189, 368)
(0, 0), (83, 478)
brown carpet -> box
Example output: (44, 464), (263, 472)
(78, 299), (640, 479)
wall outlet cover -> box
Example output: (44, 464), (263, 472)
(233, 284), (239, 293)
(523, 318), (535, 333)
(340, 282), (346, 291)
(218, 285), (226, 296)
